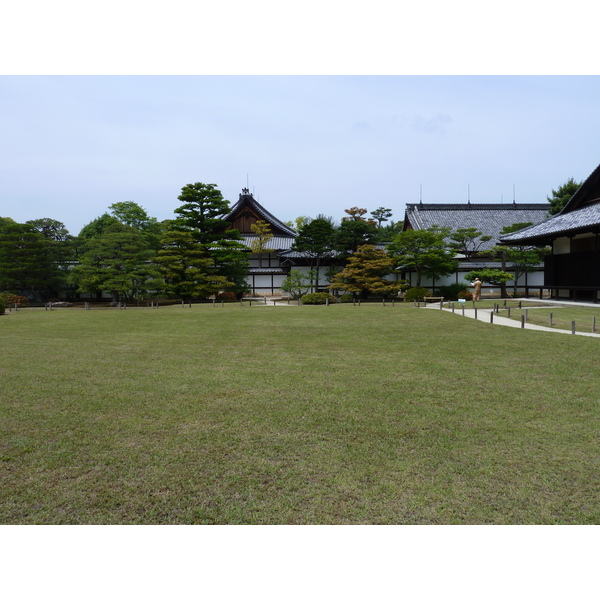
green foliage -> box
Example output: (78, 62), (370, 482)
(335, 218), (377, 255)
(174, 182), (233, 245)
(370, 207), (392, 227)
(292, 218), (336, 291)
(403, 287), (432, 302)
(435, 283), (469, 301)
(457, 290), (473, 301)
(280, 270), (313, 299)
(388, 227), (458, 286)
(69, 222), (161, 302)
(465, 269), (513, 285)
(329, 244), (404, 298)
(0, 221), (63, 299)
(155, 229), (232, 301)
(448, 227), (492, 257)
(78, 214), (120, 239)
(249, 220), (274, 254)
(339, 293), (354, 303)
(301, 292), (337, 305)
(547, 177), (582, 215)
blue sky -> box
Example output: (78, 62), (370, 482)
(2, 75), (600, 235)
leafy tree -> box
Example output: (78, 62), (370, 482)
(174, 182), (233, 245)
(0, 221), (63, 299)
(249, 220), (274, 254)
(329, 244), (405, 298)
(547, 177), (582, 216)
(280, 269), (315, 299)
(69, 222), (160, 303)
(78, 213), (120, 239)
(341, 206), (375, 224)
(387, 227), (458, 287)
(448, 227), (492, 258)
(291, 217), (336, 292)
(26, 218), (75, 297)
(109, 201), (162, 249)
(335, 219), (377, 256)
(464, 269), (513, 288)
(173, 182), (249, 296)
(155, 229), (232, 301)
(370, 207), (393, 227)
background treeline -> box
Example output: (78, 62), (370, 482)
(0, 183), (403, 304)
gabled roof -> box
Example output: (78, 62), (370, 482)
(404, 202), (549, 251)
(560, 163), (600, 213)
(224, 188), (297, 238)
(499, 163), (600, 245)
(499, 203), (600, 245)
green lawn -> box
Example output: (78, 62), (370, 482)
(1, 303), (598, 524)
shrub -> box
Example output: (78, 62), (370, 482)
(301, 292), (337, 305)
(403, 287), (432, 302)
(457, 290), (473, 301)
(0, 293), (29, 307)
(216, 291), (237, 303)
(435, 283), (469, 301)
(339, 294), (354, 303)
(0, 297), (5, 315)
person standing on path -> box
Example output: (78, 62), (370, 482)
(472, 277), (482, 301)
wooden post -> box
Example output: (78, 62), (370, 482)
(462, 306), (465, 317)
(593, 316), (596, 333)
(521, 315), (525, 328)
(182, 299), (184, 307)
(525, 309), (528, 322)
(382, 298), (385, 307)
(326, 298), (329, 306)
(490, 312), (494, 323)
(549, 313), (553, 327)
(474, 307), (478, 320)
(213, 298), (216, 307)
(452, 303), (455, 313)
(508, 307), (511, 317)
(572, 321), (576, 335)
(221, 300), (224, 307)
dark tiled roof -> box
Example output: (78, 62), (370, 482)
(239, 236), (296, 252)
(224, 190), (297, 237)
(404, 203), (549, 251)
(499, 203), (600, 244)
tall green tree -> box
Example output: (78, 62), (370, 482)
(109, 201), (162, 249)
(387, 227), (458, 287)
(174, 182), (233, 245)
(547, 177), (582, 215)
(155, 229), (232, 301)
(448, 227), (492, 258)
(0, 221), (62, 299)
(370, 207), (393, 227)
(69, 222), (160, 303)
(291, 217), (336, 292)
(329, 244), (405, 298)
(173, 182), (249, 296)
(249, 220), (274, 254)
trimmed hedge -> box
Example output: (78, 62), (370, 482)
(403, 287), (431, 302)
(301, 293), (338, 305)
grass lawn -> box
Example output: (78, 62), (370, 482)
(1, 302), (598, 524)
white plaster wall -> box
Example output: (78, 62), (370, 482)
(553, 237), (570, 255)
